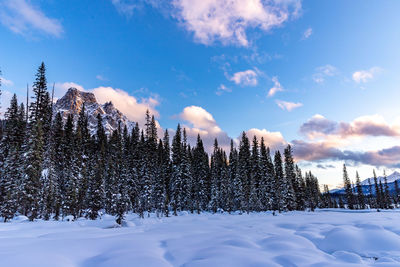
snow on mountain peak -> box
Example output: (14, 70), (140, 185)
(54, 87), (135, 135)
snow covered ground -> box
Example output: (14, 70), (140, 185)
(1, 210), (400, 266)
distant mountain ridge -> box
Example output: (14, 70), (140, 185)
(54, 87), (135, 135)
(330, 171), (400, 195)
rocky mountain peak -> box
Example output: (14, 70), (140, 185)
(54, 88), (134, 135)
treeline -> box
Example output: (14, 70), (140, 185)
(340, 165), (400, 210)
(0, 63), (390, 224)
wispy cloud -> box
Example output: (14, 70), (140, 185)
(352, 67), (382, 83)
(216, 84), (232, 96)
(172, 0), (301, 46)
(268, 76), (283, 97)
(0, 0), (63, 37)
(96, 75), (108, 81)
(312, 65), (337, 84)
(111, 0), (142, 18)
(230, 69), (258, 86)
(0, 77), (14, 87)
(302, 27), (312, 40)
(276, 100), (303, 111)
(299, 114), (400, 140)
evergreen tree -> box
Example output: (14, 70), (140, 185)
(274, 151), (285, 212)
(283, 145), (297, 210)
(192, 134), (209, 213)
(343, 164), (354, 209)
(383, 171), (391, 209)
(355, 171), (365, 209)
(171, 124), (183, 215)
(249, 136), (262, 211)
(394, 180), (400, 207)
(373, 170), (381, 209)
(238, 132), (251, 213)
(87, 114), (106, 219)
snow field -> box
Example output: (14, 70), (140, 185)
(0, 210), (400, 266)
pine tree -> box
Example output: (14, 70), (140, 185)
(0, 95), (25, 221)
(180, 129), (192, 211)
(373, 170), (381, 209)
(209, 139), (221, 213)
(192, 134), (209, 213)
(171, 124), (183, 215)
(230, 140), (243, 212)
(87, 114), (106, 219)
(343, 164), (354, 209)
(367, 178), (373, 209)
(249, 136), (262, 211)
(394, 180), (400, 207)
(274, 151), (285, 212)
(238, 132), (251, 213)
(355, 171), (365, 209)
(283, 145), (297, 210)
(161, 130), (172, 217)
(63, 114), (78, 218)
(383, 171), (391, 209)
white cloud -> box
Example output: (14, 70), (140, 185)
(246, 128), (287, 151)
(0, 90), (13, 118)
(179, 105), (231, 152)
(96, 75), (108, 81)
(111, 0), (141, 17)
(172, 0), (301, 46)
(276, 100), (303, 111)
(92, 86), (160, 122)
(312, 65), (337, 84)
(230, 69), (258, 86)
(302, 27), (312, 39)
(268, 76), (283, 97)
(352, 67), (382, 83)
(216, 84), (232, 96)
(0, 0), (63, 37)
(1, 77), (14, 87)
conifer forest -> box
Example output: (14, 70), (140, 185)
(0, 63), (397, 224)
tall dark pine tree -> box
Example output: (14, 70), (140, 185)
(87, 114), (106, 219)
(22, 63), (52, 221)
(161, 130), (172, 217)
(238, 132), (251, 213)
(249, 136), (262, 211)
(0, 95), (25, 221)
(283, 145), (297, 210)
(274, 151), (285, 212)
(171, 124), (183, 215)
(355, 171), (365, 209)
(51, 113), (64, 220)
(394, 180), (400, 207)
(343, 164), (354, 209)
(230, 140), (242, 212)
(180, 129), (192, 211)
(373, 170), (381, 209)
(192, 134), (209, 213)
(75, 105), (90, 217)
(383, 171), (391, 209)
(63, 114), (78, 218)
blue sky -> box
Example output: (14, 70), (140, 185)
(1, 0), (400, 187)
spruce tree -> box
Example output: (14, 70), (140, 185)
(238, 132), (251, 213)
(274, 151), (285, 212)
(171, 124), (183, 215)
(343, 164), (354, 209)
(283, 145), (297, 210)
(373, 170), (381, 209)
(355, 171), (365, 209)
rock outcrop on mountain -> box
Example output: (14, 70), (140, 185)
(54, 87), (134, 135)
